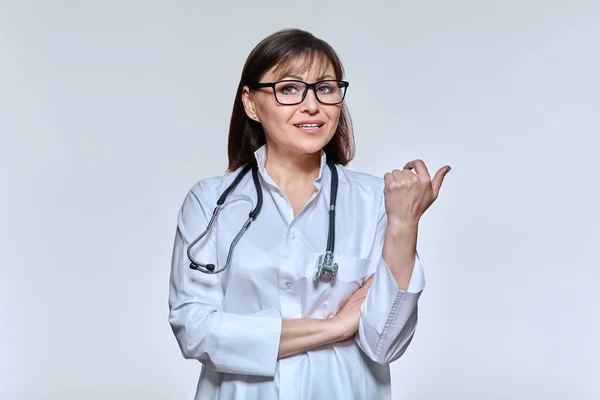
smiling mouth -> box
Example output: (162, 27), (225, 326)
(294, 123), (324, 129)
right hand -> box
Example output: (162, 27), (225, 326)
(331, 275), (375, 341)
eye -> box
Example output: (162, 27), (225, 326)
(316, 83), (335, 94)
(277, 82), (303, 95)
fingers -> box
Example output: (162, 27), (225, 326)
(431, 165), (451, 197)
(389, 169), (417, 187)
(383, 172), (394, 187)
(403, 159), (430, 179)
(351, 275), (373, 293)
(360, 275), (375, 292)
(399, 159), (451, 196)
(391, 169), (405, 181)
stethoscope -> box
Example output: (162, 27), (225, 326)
(187, 159), (340, 284)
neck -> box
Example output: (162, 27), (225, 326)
(264, 146), (322, 188)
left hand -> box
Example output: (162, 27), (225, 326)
(383, 159), (451, 227)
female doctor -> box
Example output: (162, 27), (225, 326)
(168, 28), (450, 400)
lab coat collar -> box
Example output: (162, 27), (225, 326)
(252, 145), (328, 186)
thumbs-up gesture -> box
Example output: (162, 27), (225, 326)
(383, 160), (450, 227)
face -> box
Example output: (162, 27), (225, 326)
(242, 57), (343, 158)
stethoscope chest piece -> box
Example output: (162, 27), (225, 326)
(313, 251), (338, 283)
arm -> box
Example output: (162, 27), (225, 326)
(355, 160), (449, 364)
(382, 220), (419, 292)
(354, 199), (425, 364)
(168, 181), (338, 376)
(279, 318), (339, 358)
(169, 181), (283, 376)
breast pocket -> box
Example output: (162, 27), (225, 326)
(302, 254), (373, 319)
(330, 254), (372, 287)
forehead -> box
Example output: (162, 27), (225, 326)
(263, 51), (336, 81)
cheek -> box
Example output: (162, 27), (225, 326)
(259, 105), (297, 138)
(259, 102), (295, 124)
(326, 107), (342, 128)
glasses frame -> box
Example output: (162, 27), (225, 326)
(248, 79), (350, 106)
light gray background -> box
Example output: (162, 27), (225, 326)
(1, 1), (599, 399)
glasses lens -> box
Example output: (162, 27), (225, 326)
(314, 80), (346, 104)
(274, 81), (307, 105)
(273, 80), (346, 105)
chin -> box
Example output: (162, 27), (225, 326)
(273, 127), (335, 156)
(293, 138), (331, 156)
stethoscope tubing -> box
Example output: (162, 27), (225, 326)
(187, 159), (338, 277)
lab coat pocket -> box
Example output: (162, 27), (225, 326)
(306, 254), (372, 319)
(330, 255), (371, 286)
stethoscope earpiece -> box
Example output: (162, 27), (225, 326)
(190, 263), (215, 272)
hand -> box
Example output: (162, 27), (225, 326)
(331, 275), (375, 341)
(383, 159), (450, 227)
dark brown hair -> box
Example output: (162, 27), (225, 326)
(226, 28), (355, 172)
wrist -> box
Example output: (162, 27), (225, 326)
(386, 218), (419, 235)
(323, 317), (346, 342)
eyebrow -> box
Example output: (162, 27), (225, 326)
(280, 74), (336, 81)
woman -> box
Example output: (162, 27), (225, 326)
(168, 28), (450, 400)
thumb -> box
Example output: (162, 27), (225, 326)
(432, 166), (451, 197)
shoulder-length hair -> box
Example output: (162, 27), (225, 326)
(226, 28), (355, 172)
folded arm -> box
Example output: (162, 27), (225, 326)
(168, 181), (339, 377)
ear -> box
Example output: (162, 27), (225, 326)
(241, 86), (260, 122)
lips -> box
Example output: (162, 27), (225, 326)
(293, 121), (325, 129)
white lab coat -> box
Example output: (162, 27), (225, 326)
(168, 145), (425, 399)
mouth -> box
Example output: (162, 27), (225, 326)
(293, 122), (325, 132)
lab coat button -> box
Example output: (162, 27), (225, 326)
(285, 281), (292, 289)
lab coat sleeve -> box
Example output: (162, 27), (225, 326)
(168, 180), (282, 377)
(355, 199), (425, 364)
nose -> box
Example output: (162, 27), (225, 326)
(300, 87), (319, 114)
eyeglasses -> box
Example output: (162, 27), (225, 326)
(249, 79), (349, 105)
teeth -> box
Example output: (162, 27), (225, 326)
(297, 124), (320, 128)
